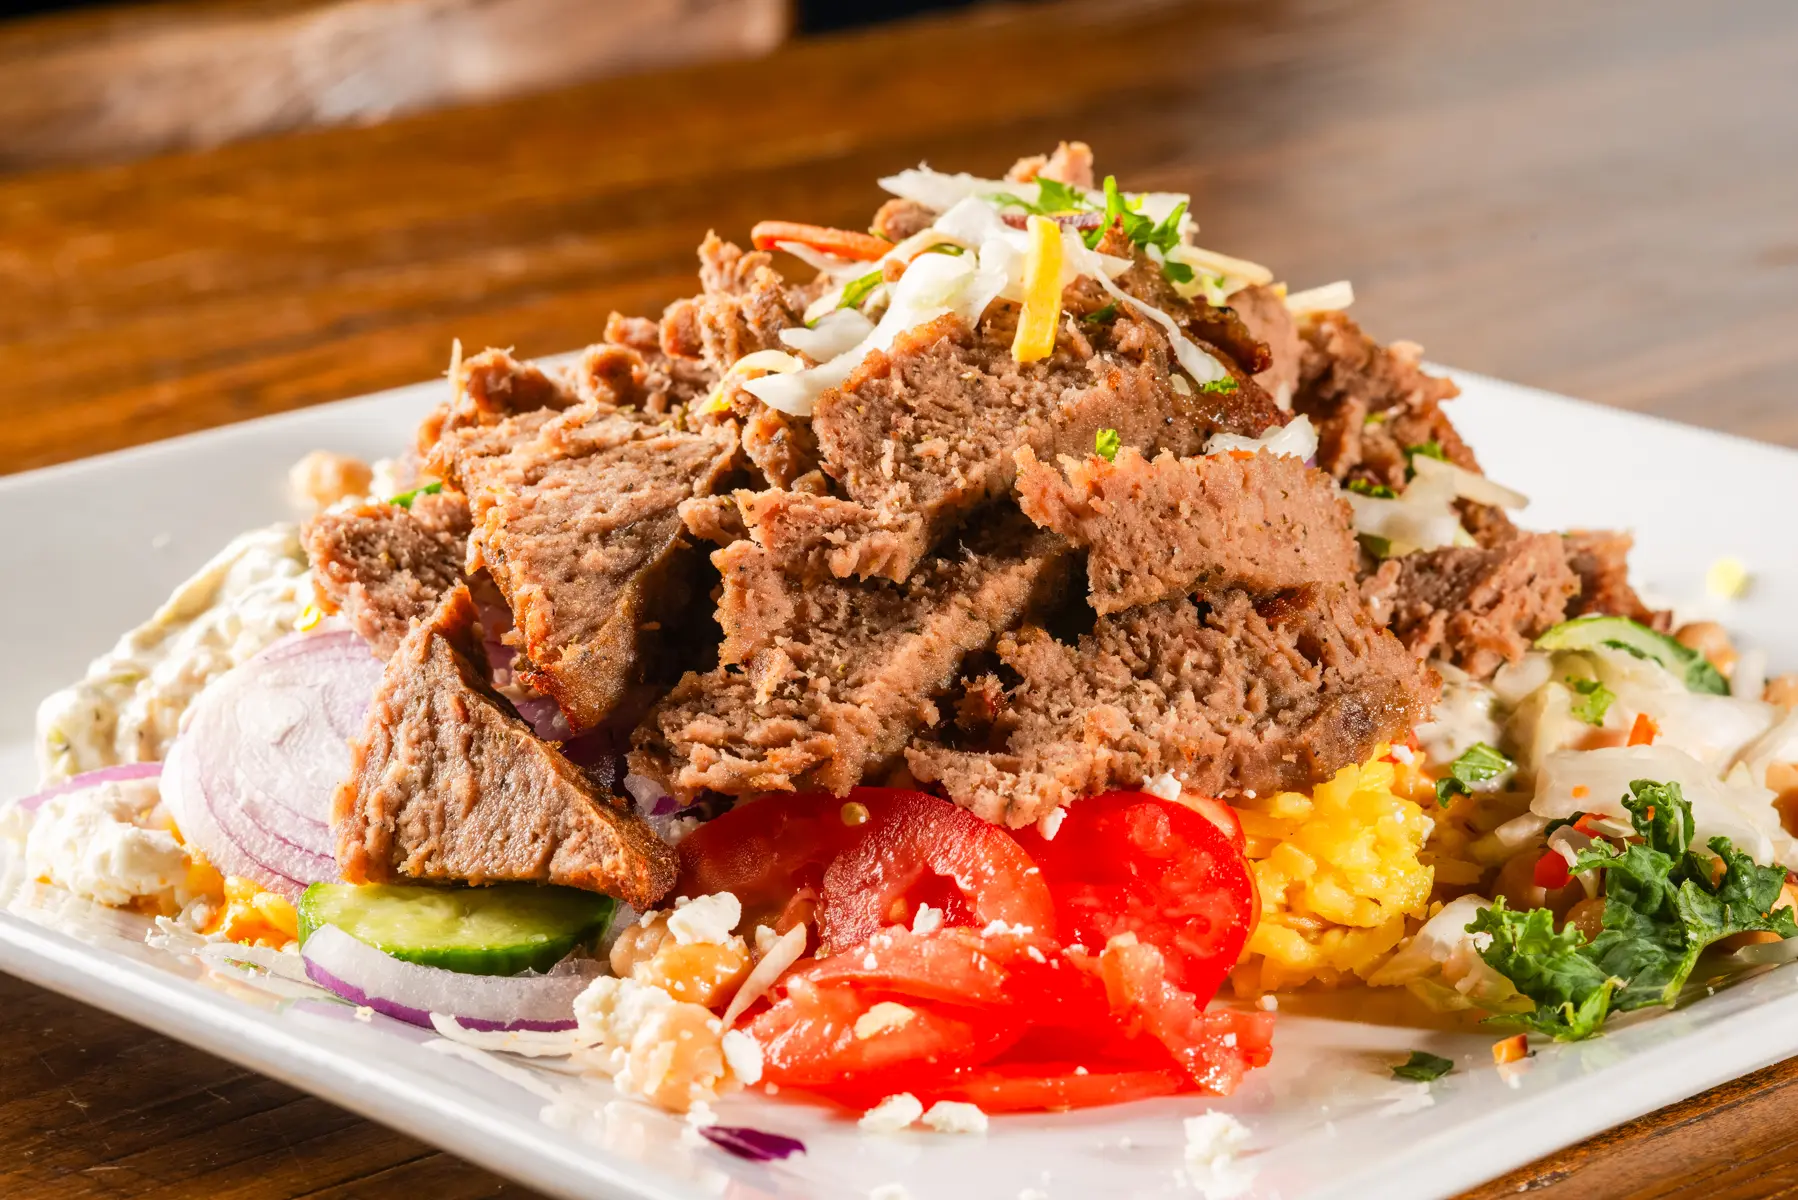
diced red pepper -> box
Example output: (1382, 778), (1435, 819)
(1533, 850), (1572, 891)
(1628, 713), (1659, 746)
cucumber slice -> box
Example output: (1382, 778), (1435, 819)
(1535, 615), (1729, 696)
(297, 883), (615, 977)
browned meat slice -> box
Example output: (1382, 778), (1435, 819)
(907, 584), (1437, 827)
(1225, 284), (1302, 409)
(679, 495), (748, 547)
(730, 488), (914, 581)
(438, 402), (738, 732)
(1295, 312), (1474, 490)
(1006, 140), (1096, 189)
(629, 514), (1072, 802)
(1562, 529), (1668, 628)
(658, 233), (809, 371)
(742, 404), (821, 489)
(805, 310), (1283, 582)
(1362, 533), (1579, 679)
(872, 198), (937, 242)
(1014, 445), (1357, 613)
(302, 495), (471, 659)
(568, 334), (714, 415)
(416, 349), (580, 455)
(332, 584), (675, 909)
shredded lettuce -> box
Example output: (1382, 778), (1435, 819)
(1348, 479), (1397, 499)
(1472, 780), (1798, 1040)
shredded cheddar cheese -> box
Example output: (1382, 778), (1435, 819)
(1012, 215), (1063, 363)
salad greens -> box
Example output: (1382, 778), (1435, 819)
(1471, 780), (1798, 1040)
(1567, 677), (1617, 726)
(1391, 1051), (1455, 1082)
(388, 481), (443, 509)
(1435, 742), (1514, 804)
(1347, 479), (1398, 499)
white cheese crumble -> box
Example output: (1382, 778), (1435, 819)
(667, 892), (742, 945)
(854, 1002), (917, 1040)
(572, 976), (752, 1112)
(980, 920), (1035, 938)
(720, 1029), (763, 1085)
(922, 1100), (988, 1135)
(859, 1092), (924, 1133)
(910, 903), (944, 935)
(1144, 771), (1182, 801)
(1035, 806), (1066, 840)
(1256, 994), (1279, 1012)
(1183, 1111), (1254, 1198)
(24, 777), (189, 908)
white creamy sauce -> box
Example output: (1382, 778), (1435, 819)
(23, 776), (188, 908)
(35, 525), (311, 783)
(1414, 665), (1504, 771)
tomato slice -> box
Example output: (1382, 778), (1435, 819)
(1094, 935), (1274, 1095)
(817, 790), (1056, 954)
(1183, 793), (1247, 855)
(1013, 792), (1255, 1003)
(675, 793), (863, 926)
(912, 1062), (1191, 1113)
(797, 926), (1096, 1015)
(748, 979), (1019, 1091)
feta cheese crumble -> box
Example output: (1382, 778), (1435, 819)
(1036, 806), (1066, 840)
(667, 892), (742, 945)
(854, 1002), (917, 1039)
(1144, 771), (1182, 801)
(572, 976), (756, 1112)
(859, 1092), (924, 1133)
(922, 1100), (989, 1135)
(910, 903), (944, 935)
(24, 776), (189, 908)
(1183, 1111), (1254, 1198)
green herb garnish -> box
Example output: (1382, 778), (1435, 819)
(1471, 780), (1798, 1041)
(838, 268), (884, 312)
(987, 176), (1093, 217)
(1197, 376), (1239, 394)
(1568, 678), (1616, 726)
(1347, 479), (1398, 499)
(1435, 742), (1513, 804)
(389, 481), (443, 509)
(1391, 1051), (1455, 1082)
(1082, 176), (1190, 285)
(1095, 428), (1121, 462)
(1080, 302), (1120, 325)
(1358, 533), (1395, 558)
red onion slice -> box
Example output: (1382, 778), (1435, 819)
(15, 762), (163, 813)
(301, 924), (592, 1031)
(162, 628), (385, 899)
(698, 1126), (806, 1162)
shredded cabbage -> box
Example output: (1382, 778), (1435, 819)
(1285, 280), (1355, 314)
(779, 309), (874, 362)
(1410, 454), (1528, 511)
(1203, 415), (1318, 461)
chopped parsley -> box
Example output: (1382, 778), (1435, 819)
(1471, 780), (1798, 1040)
(1095, 428), (1121, 462)
(1082, 175), (1191, 284)
(1358, 532), (1396, 558)
(1567, 677), (1616, 726)
(1347, 479), (1398, 499)
(1435, 742), (1513, 804)
(987, 176), (1092, 217)
(388, 481), (443, 509)
(1405, 441), (1448, 467)
(1080, 301), (1120, 325)
(838, 268), (884, 312)
(1391, 1051), (1455, 1082)
(1197, 376), (1239, 394)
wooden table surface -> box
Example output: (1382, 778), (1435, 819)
(2, 0), (1796, 1195)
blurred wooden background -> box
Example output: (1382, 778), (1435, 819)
(2, 0), (1798, 1197)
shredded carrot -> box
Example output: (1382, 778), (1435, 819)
(1571, 785), (1590, 800)
(1228, 449), (1256, 461)
(1492, 1033), (1529, 1065)
(1011, 215), (1064, 363)
(751, 221), (891, 261)
(1628, 713), (1659, 746)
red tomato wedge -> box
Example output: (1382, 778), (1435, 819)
(797, 926), (1102, 1021)
(1533, 849), (1572, 890)
(675, 793), (862, 926)
(1094, 935), (1274, 1095)
(749, 979), (1018, 1091)
(912, 1062), (1191, 1113)
(750, 221), (892, 261)
(1183, 793), (1247, 854)
(817, 790), (1056, 955)
(1014, 792), (1256, 1003)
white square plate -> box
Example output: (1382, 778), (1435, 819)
(3, 370), (1796, 1200)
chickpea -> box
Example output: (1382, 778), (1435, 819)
(1493, 846), (1581, 919)
(1675, 621), (1738, 675)
(1768, 762), (1798, 837)
(632, 940), (751, 1008)
(287, 450), (372, 511)
(1765, 674), (1798, 711)
(609, 911), (672, 977)
(1563, 897), (1606, 941)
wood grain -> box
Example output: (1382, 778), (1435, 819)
(2, 0), (1797, 1197)
(0, 0), (790, 171)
